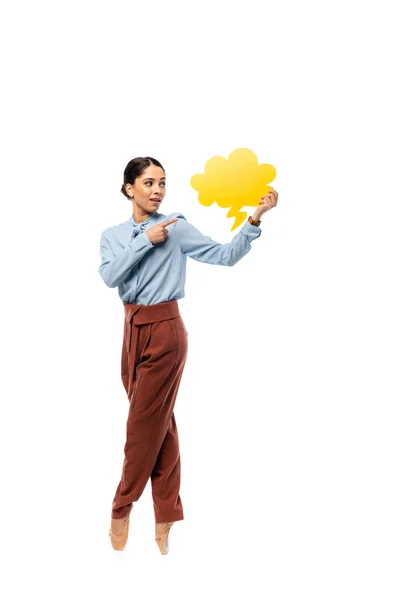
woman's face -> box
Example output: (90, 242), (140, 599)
(126, 165), (166, 215)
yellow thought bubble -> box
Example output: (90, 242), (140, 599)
(190, 148), (276, 231)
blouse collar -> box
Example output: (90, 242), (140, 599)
(129, 212), (158, 226)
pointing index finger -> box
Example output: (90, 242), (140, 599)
(161, 218), (179, 227)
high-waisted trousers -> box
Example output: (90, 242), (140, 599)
(111, 299), (188, 523)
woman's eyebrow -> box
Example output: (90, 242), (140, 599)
(143, 177), (166, 181)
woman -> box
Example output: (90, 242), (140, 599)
(98, 156), (278, 554)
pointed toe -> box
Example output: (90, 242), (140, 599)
(109, 516), (130, 551)
(155, 521), (174, 555)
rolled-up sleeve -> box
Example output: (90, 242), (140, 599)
(99, 231), (154, 288)
(178, 218), (261, 266)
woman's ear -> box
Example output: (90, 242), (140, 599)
(125, 183), (133, 199)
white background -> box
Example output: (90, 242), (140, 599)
(1, 1), (399, 598)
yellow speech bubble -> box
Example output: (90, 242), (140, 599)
(190, 148), (276, 231)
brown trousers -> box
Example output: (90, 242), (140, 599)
(111, 299), (188, 523)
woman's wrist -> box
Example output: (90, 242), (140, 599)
(252, 210), (263, 221)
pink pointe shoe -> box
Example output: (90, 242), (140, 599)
(109, 514), (130, 551)
(155, 521), (174, 555)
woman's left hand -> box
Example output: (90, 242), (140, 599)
(258, 190), (278, 214)
(251, 189), (279, 221)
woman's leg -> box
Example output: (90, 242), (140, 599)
(151, 411), (184, 524)
(111, 316), (188, 520)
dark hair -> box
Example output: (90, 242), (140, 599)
(120, 156), (165, 199)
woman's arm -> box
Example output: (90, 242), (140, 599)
(178, 219), (261, 266)
(98, 230), (154, 288)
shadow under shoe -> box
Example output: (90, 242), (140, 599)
(155, 521), (174, 555)
(109, 515), (130, 551)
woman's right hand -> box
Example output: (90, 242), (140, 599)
(146, 218), (179, 244)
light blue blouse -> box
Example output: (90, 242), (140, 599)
(99, 211), (262, 305)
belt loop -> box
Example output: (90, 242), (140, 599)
(126, 315), (133, 354)
(124, 305), (141, 355)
